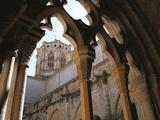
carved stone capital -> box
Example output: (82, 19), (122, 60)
(72, 46), (95, 80)
(19, 40), (36, 67)
(7, 50), (18, 58)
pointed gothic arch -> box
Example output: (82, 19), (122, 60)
(50, 108), (65, 120)
(36, 6), (85, 47)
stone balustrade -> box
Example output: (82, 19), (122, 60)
(23, 77), (79, 117)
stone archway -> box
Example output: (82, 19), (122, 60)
(74, 100), (102, 120)
(50, 109), (65, 120)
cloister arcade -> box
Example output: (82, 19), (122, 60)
(0, 0), (159, 120)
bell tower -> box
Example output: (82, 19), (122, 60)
(35, 39), (72, 79)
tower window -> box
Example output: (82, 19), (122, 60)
(40, 61), (43, 70)
(61, 54), (66, 67)
(48, 52), (54, 69)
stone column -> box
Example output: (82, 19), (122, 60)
(0, 51), (16, 111)
(10, 41), (36, 120)
(117, 63), (133, 120)
(72, 46), (95, 120)
(10, 58), (29, 120)
(3, 58), (19, 120)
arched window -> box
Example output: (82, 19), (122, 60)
(61, 53), (66, 67)
(48, 52), (54, 69)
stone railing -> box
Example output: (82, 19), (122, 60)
(23, 76), (79, 116)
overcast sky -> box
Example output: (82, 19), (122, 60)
(27, 0), (88, 76)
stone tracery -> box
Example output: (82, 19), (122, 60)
(0, 0), (159, 120)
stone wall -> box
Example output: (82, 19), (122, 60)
(23, 75), (119, 120)
(25, 76), (46, 105)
